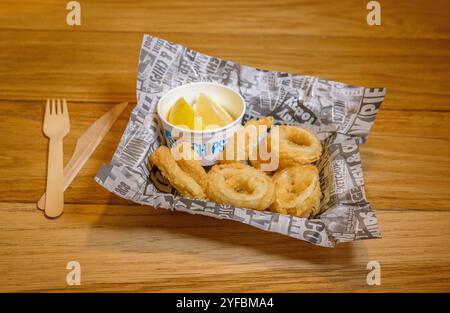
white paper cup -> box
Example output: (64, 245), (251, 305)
(157, 82), (246, 166)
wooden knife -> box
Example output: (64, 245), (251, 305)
(37, 101), (128, 210)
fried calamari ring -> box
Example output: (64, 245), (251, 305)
(150, 143), (207, 199)
(206, 163), (275, 211)
(220, 116), (273, 164)
(251, 125), (322, 170)
(270, 165), (321, 218)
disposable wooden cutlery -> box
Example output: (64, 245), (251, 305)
(43, 99), (70, 218)
(37, 101), (128, 211)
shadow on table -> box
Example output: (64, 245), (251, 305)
(84, 197), (368, 271)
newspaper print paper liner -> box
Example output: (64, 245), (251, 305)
(95, 35), (386, 247)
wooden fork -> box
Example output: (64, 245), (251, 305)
(43, 99), (70, 218)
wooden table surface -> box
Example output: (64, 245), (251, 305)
(0, 0), (449, 292)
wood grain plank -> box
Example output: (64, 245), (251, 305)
(370, 109), (450, 140)
(0, 30), (449, 110)
(0, 0), (449, 40)
(363, 136), (450, 210)
(0, 101), (448, 209)
(0, 202), (449, 292)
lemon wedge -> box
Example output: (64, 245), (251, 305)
(193, 93), (234, 130)
(167, 97), (195, 130)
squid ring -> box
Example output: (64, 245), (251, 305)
(220, 116), (273, 164)
(206, 163), (275, 211)
(150, 143), (207, 199)
(270, 164), (322, 218)
(251, 125), (322, 170)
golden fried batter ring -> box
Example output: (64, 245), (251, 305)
(251, 125), (322, 170)
(270, 165), (321, 218)
(206, 163), (275, 211)
(220, 116), (273, 164)
(150, 143), (207, 199)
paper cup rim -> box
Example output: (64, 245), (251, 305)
(157, 82), (246, 135)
